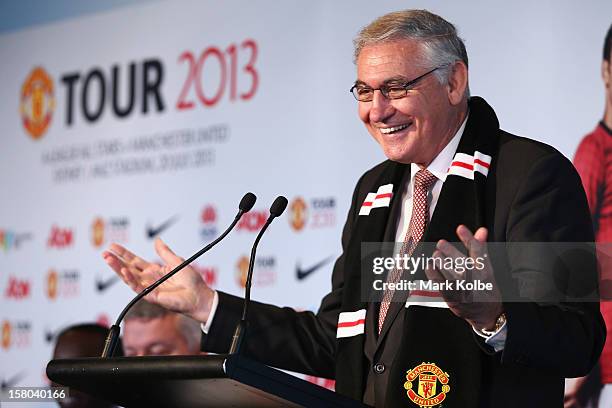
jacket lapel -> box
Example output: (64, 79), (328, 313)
(334, 160), (408, 400)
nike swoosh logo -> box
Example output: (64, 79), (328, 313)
(146, 215), (179, 239)
(44, 326), (62, 343)
(296, 256), (334, 280)
(1, 371), (26, 390)
(95, 275), (120, 293)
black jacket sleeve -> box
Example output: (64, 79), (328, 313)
(200, 173), (366, 379)
(498, 152), (606, 377)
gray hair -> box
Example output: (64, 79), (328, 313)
(125, 299), (201, 352)
(354, 10), (469, 95)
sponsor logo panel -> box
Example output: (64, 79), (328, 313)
(200, 205), (218, 240)
(146, 215), (178, 239)
(310, 197), (336, 228)
(45, 269), (80, 300)
(0, 230), (32, 253)
(289, 196), (336, 232)
(20, 39), (259, 137)
(47, 226), (74, 249)
(4, 276), (31, 300)
(91, 216), (129, 248)
(1, 320), (32, 350)
(237, 209), (268, 232)
(235, 255), (276, 288)
(20, 67), (55, 140)
(44, 325), (62, 344)
(95, 274), (121, 293)
(289, 197), (307, 231)
(296, 257), (333, 281)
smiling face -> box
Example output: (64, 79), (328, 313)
(356, 39), (468, 166)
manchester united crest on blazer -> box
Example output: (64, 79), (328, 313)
(403, 362), (450, 407)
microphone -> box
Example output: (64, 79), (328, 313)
(101, 192), (257, 358)
(229, 196), (288, 354)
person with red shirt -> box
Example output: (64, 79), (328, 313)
(571, 22), (612, 408)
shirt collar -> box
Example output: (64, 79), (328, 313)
(410, 115), (468, 182)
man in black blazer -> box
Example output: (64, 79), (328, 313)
(103, 9), (605, 407)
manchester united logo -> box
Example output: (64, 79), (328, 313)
(289, 197), (307, 231)
(47, 269), (58, 300)
(1, 321), (11, 349)
(20, 67), (55, 140)
(404, 362), (450, 407)
(236, 255), (249, 288)
(91, 217), (105, 248)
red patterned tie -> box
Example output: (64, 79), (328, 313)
(378, 169), (437, 334)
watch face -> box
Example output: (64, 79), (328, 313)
(481, 313), (506, 336)
(494, 313), (506, 331)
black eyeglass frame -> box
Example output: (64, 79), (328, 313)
(349, 65), (448, 102)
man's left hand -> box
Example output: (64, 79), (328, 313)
(424, 225), (503, 332)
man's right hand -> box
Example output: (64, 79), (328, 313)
(102, 238), (216, 323)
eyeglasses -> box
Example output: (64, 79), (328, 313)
(349, 65), (446, 102)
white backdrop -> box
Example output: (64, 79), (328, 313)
(0, 1), (610, 406)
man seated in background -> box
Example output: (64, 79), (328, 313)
(123, 299), (201, 356)
(52, 323), (121, 408)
